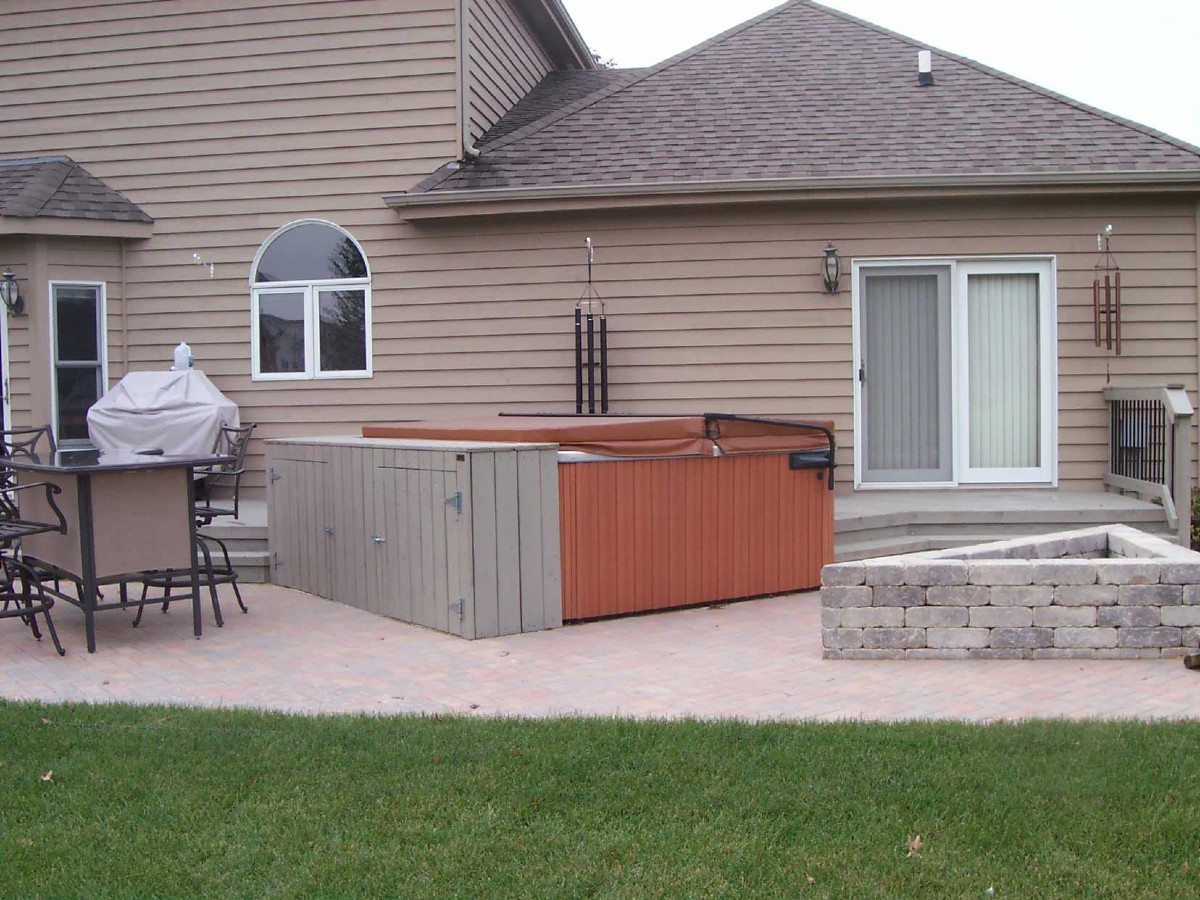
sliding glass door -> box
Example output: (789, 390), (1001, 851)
(856, 258), (1055, 486)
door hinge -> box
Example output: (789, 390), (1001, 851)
(445, 491), (463, 515)
(268, 467), (281, 483)
(272, 552), (282, 570)
(450, 597), (465, 619)
(858, 364), (865, 383)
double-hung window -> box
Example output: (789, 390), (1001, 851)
(50, 281), (107, 443)
(251, 220), (372, 380)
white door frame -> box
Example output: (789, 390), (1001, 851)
(852, 255), (1058, 489)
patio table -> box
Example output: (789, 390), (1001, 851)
(8, 448), (233, 653)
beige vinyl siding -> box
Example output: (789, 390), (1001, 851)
(466, 0), (553, 143)
(1, 0), (462, 479)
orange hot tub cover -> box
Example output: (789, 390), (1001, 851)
(362, 414), (833, 460)
(362, 414), (836, 621)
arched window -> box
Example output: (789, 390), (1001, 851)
(250, 220), (372, 380)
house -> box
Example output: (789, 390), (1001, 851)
(2, 1), (1198, 522)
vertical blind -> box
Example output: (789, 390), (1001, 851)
(864, 273), (943, 476)
(967, 273), (1040, 468)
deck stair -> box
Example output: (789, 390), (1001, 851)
(198, 499), (269, 583)
(835, 489), (1177, 562)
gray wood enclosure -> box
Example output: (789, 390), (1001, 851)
(265, 436), (562, 638)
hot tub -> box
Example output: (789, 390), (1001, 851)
(362, 414), (835, 621)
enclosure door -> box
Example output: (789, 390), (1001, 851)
(858, 266), (953, 484)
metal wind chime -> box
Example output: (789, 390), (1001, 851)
(574, 237), (610, 414)
(1093, 224), (1122, 355)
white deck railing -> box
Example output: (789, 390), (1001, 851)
(1103, 384), (1194, 546)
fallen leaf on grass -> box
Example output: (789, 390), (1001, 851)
(40, 770), (53, 784)
(806, 873), (815, 884)
(906, 835), (923, 858)
(40, 718), (52, 725)
(17, 838), (33, 847)
(469, 703), (480, 710)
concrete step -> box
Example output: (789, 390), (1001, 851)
(836, 526), (1181, 562)
(836, 506), (1168, 535)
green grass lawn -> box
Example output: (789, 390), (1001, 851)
(2, 703), (1198, 898)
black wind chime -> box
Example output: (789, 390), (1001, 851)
(574, 237), (610, 414)
(1093, 224), (1122, 355)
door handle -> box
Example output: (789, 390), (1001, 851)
(370, 535), (386, 544)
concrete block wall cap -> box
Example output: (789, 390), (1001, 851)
(967, 562), (1035, 585)
(1030, 560), (1099, 585)
(1160, 562), (1200, 584)
(903, 560), (969, 586)
(1096, 560), (1161, 585)
(863, 562), (908, 586)
(821, 562), (866, 586)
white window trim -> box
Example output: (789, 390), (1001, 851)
(851, 255), (1058, 490)
(249, 219), (373, 381)
(49, 280), (108, 446)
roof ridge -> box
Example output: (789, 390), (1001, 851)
(456, 0), (799, 158)
(0, 154), (74, 169)
(806, 0), (1200, 158)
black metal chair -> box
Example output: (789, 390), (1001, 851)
(0, 480), (68, 655)
(134, 423), (256, 628)
(0, 424), (55, 490)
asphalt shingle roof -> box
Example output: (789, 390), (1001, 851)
(0, 156), (152, 223)
(414, 0), (1200, 196)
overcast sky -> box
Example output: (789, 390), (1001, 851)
(562, 0), (1200, 148)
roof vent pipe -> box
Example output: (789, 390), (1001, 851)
(918, 50), (933, 86)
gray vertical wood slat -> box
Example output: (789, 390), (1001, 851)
(393, 456), (414, 623)
(318, 445), (334, 600)
(407, 463), (427, 627)
(326, 444), (344, 605)
(300, 446), (315, 595)
(516, 450), (544, 633)
(538, 448), (563, 629)
(470, 452), (500, 639)
(430, 465), (451, 635)
(364, 447), (381, 615)
(455, 451), (477, 639)
(418, 458), (438, 631)
(493, 450), (521, 636)
(443, 464), (463, 637)
(349, 447), (366, 610)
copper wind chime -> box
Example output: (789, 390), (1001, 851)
(1093, 224), (1122, 355)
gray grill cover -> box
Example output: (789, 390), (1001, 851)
(87, 370), (239, 455)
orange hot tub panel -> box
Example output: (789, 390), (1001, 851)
(363, 414), (835, 621)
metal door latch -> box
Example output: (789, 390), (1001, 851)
(371, 534), (386, 544)
(445, 491), (463, 515)
(272, 552), (281, 570)
(450, 597), (465, 618)
(268, 468), (281, 483)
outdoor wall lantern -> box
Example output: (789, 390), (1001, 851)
(0, 268), (23, 315)
(821, 243), (841, 294)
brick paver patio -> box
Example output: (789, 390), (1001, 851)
(2, 583), (1197, 720)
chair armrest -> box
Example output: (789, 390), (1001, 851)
(4, 481), (68, 534)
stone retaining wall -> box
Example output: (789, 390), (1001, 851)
(821, 525), (1200, 659)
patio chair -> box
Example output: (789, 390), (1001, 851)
(0, 424), (55, 489)
(133, 423), (255, 627)
(0, 481), (68, 655)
